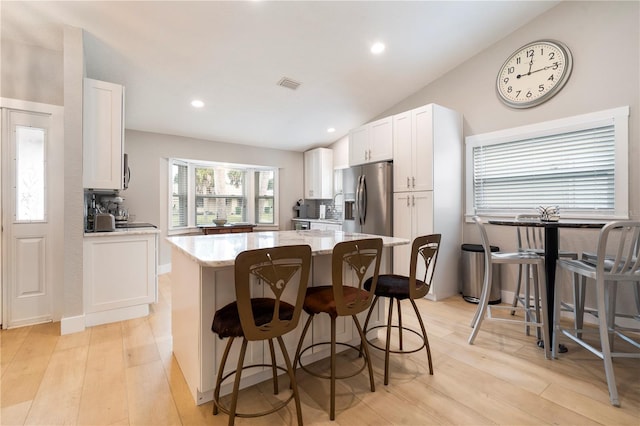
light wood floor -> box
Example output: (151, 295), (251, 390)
(1, 274), (638, 425)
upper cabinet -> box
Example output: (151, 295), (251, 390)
(348, 116), (393, 166)
(304, 147), (333, 199)
(83, 78), (125, 190)
(393, 104), (460, 193)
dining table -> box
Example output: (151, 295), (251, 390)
(488, 218), (607, 352)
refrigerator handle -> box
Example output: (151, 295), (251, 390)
(356, 175), (363, 226)
(360, 175), (367, 226)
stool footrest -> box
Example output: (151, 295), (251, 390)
(297, 342), (368, 380)
(365, 324), (427, 355)
(213, 363), (295, 418)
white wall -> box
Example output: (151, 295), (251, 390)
(368, 1), (640, 308)
(123, 129), (304, 267)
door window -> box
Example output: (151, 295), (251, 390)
(15, 125), (46, 222)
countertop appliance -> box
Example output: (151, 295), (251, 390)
(342, 161), (392, 236)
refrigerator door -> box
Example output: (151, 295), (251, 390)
(342, 165), (361, 233)
(361, 162), (393, 236)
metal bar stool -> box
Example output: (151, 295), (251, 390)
(554, 220), (640, 407)
(469, 217), (551, 359)
(293, 238), (383, 421)
(211, 245), (312, 425)
(361, 234), (441, 385)
(511, 214), (578, 337)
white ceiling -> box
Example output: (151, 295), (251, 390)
(2, 1), (559, 152)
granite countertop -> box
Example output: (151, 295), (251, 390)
(166, 229), (408, 268)
(84, 228), (161, 237)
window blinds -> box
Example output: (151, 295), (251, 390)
(473, 125), (615, 214)
(171, 162), (188, 227)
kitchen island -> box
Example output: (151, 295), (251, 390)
(166, 229), (409, 405)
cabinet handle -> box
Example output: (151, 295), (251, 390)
(406, 195), (410, 207)
(412, 177), (415, 188)
(412, 195), (415, 206)
(406, 177), (410, 188)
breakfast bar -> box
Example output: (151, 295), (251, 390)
(166, 229), (409, 405)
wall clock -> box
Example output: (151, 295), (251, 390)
(496, 39), (573, 108)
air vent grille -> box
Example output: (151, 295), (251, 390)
(277, 77), (301, 90)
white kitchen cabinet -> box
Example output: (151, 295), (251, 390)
(83, 77), (125, 190)
(392, 103), (463, 301)
(304, 147), (333, 199)
(393, 191), (434, 277)
(310, 222), (342, 231)
(83, 232), (158, 326)
(393, 104), (460, 193)
(348, 116), (393, 166)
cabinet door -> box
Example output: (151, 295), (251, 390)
(412, 191), (434, 239)
(304, 149), (318, 198)
(413, 106), (434, 191)
(393, 191), (433, 276)
(348, 124), (369, 166)
(84, 234), (157, 314)
(304, 148), (333, 199)
(393, 193), (413, 275)
(83, 78), (124, 190)
(368, 116), (393, 163)
(393, 111), (413, 192)
(310, 222), (326, 230)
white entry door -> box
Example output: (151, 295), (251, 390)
(1, 103), (63, 328)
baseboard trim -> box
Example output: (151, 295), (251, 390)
(85, 304), (149, 327)
(60, 315), (86, 335)
(159, 263), (171, 275)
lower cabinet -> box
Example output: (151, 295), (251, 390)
(393, 191), (434, 277)
(83, 232), (158, 326)
(310, 222), (342, 231)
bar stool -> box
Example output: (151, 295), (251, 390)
(211, 245), (312, 425)
(511, 214), (578, 337)
(554, 220), (640, 407)
(469, 217), (551, 359)
(293, 238), (382, 421)
(361, 234), (441, 385)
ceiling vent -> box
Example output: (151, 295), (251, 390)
(277, 77), (301, 90)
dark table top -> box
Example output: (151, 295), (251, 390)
(488, 218), (606, 229)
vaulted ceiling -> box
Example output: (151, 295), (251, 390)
(2, 1), (559, 151)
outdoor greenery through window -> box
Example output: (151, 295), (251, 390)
(465, 107), (629, 220)
(170, 158), (278, 229)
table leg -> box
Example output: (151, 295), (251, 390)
(543, 227), (568, 353)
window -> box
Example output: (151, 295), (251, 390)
(16, 125), (46, 222)
(255, 170), (275, 224)
(169, 158), (279, 230)
(171, 161), (188, 227)
(465, 107), (629, 220)
(195, 166), (246, 225)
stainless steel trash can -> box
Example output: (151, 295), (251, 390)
(461, 244), (501, 304)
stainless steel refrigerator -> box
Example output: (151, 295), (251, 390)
(342, 161), (393, 236)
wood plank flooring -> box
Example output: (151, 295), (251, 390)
(1, 273), (638, 425)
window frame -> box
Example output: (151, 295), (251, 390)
(168, 158), (279, 231)
(465, 106), (629, 221)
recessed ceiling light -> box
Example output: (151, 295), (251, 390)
(327, 127), (336, 133)
(191, 99), (204, 108)
(370, 42), (386, 55)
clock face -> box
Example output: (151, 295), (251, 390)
(496, 40), (573, 108)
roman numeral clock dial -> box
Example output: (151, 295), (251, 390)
(497, 40), (573, 108)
